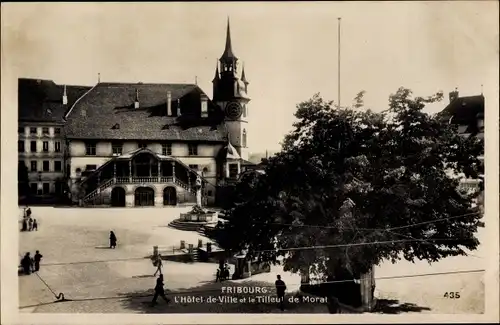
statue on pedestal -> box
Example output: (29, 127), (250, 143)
(195, 176), (202, 207)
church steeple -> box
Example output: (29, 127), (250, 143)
(220, 17), (237, 61)
(219, 17), (238, 75)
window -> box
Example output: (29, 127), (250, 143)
(43, 161), (50, 172)
(42, 141), (49, 152)
(85, 142), (96, 156)
(54, 128), (61, 135)
(86, 165), (97, 171)
(189, 164), (199, 171)
(207, 190), (213, 196)
(112, 143), (123, 155)
(242, 129), (247, 147)
(18, 127), (25, 134)
(30, 127), (37, 135)
(42, 183), (50, 195)
(30, 183), (38, 194)
(242, 104), (247, 118)
(201, 100), (208, 117)
(188, 144), (198, 156)
(18, 141), (25, 153)
(42, 127), (49, 135)
(30, 161), (37, 172)
(229, 164), (238, 179)
(55, 141), (61, 152)
(54, 161), (62, 172)
(138, 142), (148, 149)
(162, 143), (172, 156)
(30, 141), (37, 153)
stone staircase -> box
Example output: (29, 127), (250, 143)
(167, 219), (208, 232)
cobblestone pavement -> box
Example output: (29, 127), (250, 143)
(18, 207), (486, 314)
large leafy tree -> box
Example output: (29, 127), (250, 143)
(219, 88), (484, 283)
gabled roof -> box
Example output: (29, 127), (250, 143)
(64, 82), (227, 141)
(18, 78), (91, 123)
(440, 95), (484, 125)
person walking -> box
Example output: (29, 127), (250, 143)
(26, 206), (32, 218)
(28, 218), (33, 231)
(151, 274), (170, 306)
(32, 219), (38, 231)
(33, 250), (43, 272)
(153, 254), (163, 276)
(20, 253), (32, 275)
(109, 231), (117, 249)
(275, 274), (287, 311)
(21, 219), (28, 232)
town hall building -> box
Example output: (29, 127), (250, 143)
(63, 20), (253, 207)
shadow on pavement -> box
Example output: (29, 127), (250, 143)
(373, 299), (431, 314)
(117, 280), (331, 313)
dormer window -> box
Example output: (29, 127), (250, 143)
(201, 96), (208, 118)
(111, 123), (120, 130)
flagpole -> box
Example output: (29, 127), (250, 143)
(337, 17), (341, 109)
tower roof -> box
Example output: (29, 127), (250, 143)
(220, 18), (237, 61)
(241, 63), (248, 84)
(212, 61), (220, 82)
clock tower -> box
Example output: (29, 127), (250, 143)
(212, 18), (250, 161)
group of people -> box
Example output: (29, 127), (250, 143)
(216, 260), (231, 282)
(21, 206), (38, 232)
(19, 251), (43, 275)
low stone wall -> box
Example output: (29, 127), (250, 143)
(179, 211), (218, 222)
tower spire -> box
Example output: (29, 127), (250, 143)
(220, 17), (237, 60)
(241, 62), (248, 84)
(212, 60), (220, 82)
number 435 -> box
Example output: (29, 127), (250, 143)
(444, 292), (460, 299)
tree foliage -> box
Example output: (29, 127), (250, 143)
(219, 88), (484, 281)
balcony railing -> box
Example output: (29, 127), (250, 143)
(83, 175), (196, 204)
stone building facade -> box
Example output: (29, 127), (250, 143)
(17, 78), (91, 203)
(61, 20), (254, 207)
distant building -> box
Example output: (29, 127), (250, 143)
(439, 89), (484, 196)
(18, 78), (91, 203)
(60, 19), (255, 207)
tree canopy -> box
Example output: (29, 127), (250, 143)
(218, 88), (484, 281)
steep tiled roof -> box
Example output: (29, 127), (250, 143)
(440, 95), (484, 125)
(65, 82), (227, 141)
(18, 78), (91, 123)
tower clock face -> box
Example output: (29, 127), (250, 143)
(225, 102), (242, 120)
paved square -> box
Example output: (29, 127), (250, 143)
(18, 207), (485, 313)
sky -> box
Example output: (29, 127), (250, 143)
(1, 1), (498, 153)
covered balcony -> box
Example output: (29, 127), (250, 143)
(79, 148), (208, 203)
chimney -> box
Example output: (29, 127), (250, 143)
(167, 91), (172, 116)
(134, 89), (140, 109)
(201, 94), (208, 118)
(62, 85), (68, 105)
(177, 98), (181, 116)
(449, 88), (459, 103)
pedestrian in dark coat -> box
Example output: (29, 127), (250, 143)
(20, 253), (32, 275)
(28, 218), (33, 231)
(32, 219), (38, 231)
(151, 274), (170, 306)
(275, 274), (287, 311)
(109, 231), (117, 249)
(21, 219), (28, 232)
(26, 207), (31, 218)
(34, 250), (43, 272)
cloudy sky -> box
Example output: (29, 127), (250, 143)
(2, 1), (498, 152)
